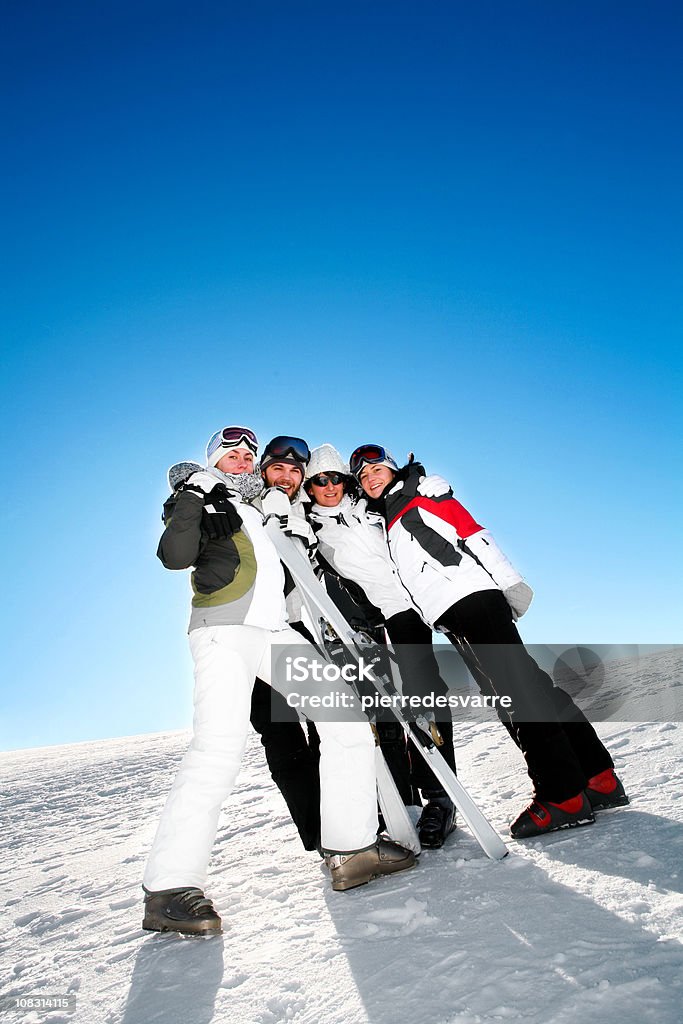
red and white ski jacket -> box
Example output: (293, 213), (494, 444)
(379, 464), (528, 627)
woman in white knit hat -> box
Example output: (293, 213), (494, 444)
(305, 444), (459, 849)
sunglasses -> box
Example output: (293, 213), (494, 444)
(262, 435), (311, 465)
(207, 426), (259, 458)
(308, 472), (346, 487)
(349, 444), (389, 477)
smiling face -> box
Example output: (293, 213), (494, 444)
(359, 464), (395, 499)
(308, 475), (345, 508)
(262, 462), (304, 499)
(216, 447), (255, 475)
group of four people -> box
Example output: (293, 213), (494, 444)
(141, 427), (628, 936)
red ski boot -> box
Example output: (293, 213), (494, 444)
(585, 769), (629, 811)
(511, 792), (595, 839)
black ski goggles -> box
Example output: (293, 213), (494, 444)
(261, 435), (311, 466)
(307, 472), (347, 487)
(349, 444), (389, 478)
(207, 426), (259, 459)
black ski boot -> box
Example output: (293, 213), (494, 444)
(142, 887), (222, 935)
(510, 792), (594, 839)
(585, 769), (629, 811)
(417, 794), (457, 849)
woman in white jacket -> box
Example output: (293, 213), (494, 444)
(350, 443), (628, 840)
(305, 444), (459, 849)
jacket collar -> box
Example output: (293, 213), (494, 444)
(310, 494), (354, 519)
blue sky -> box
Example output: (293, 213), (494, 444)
(1, 1), (681, 750)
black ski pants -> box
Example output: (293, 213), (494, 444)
(249, 620), (322, 852)
(434, 590), (613, 803)
(249, 680), (321, 851)
(384, 609), (457, 797)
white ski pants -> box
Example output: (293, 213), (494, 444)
(143, 624), (378, 891)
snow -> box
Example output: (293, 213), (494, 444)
(1, 719), (682, 1024)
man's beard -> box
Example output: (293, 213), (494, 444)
(263, 476), (301, 502)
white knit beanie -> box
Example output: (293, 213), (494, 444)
(305, 444), (349, 481)
(206, 426), (259, 469)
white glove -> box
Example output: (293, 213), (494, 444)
(184, 471), (223, 496)
(261, 486), (291, 527)
(286, 514), (317, 550)
(504, 582), (534, 621)
(418, 474), (451, 498)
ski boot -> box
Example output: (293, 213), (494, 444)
(510, 792), (595, 839)
(142, 886), (222, 935)
(585, 768), (629, 811)
(417, 794), (457, 849)
(327, 838), (416, 891)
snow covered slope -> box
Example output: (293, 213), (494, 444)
(1, 719), (682, 1024)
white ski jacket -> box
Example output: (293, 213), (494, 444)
(308, 495), (417, 620)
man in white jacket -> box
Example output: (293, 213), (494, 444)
(141, 428), (415, 936)
(258, 434), (318, 555)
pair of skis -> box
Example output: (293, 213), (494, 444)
(266, 521), (509, 861)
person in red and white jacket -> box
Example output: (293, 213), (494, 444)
(350, 444), (629, 840)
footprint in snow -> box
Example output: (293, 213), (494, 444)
(14, 911), (42, 927)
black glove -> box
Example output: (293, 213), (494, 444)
(177, 471), (243, 540)
(200, 484), (243, 540)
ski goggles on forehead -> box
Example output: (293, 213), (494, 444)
(207, 426), (259, 459)
(349, 444), (389, 477)
(262, 435), (311, 465)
